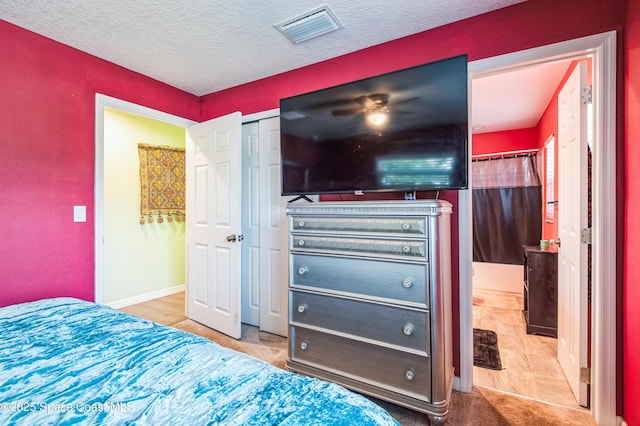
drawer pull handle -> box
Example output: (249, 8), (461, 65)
(298, 266), (308, 276)
(405, 370), (415, 381)
(300, 342), (308, 350)
(402, 278), (413, 288)
(298, 240), (305, 246)
(402, 223), (411, 231)
(402, 324), (414, 336)
(297, 304), (307, 313)
(402, 245), (410, 253)
(298, 220), (305, 228)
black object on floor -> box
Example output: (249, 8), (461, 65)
(473, 328), (502, 370)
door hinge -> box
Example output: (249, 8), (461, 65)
(580, 228), (592, 245)
(580, 367), (591, 384)
(581, 86), (593, 104)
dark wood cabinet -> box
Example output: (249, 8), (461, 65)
(523, 245), (558, 338)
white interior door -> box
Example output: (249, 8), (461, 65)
(186, 112), (243, 339)
(557, 61), (589, 406)
(258, 117), (289, 336)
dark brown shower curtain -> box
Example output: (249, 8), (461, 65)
(472, 154), (542, 265)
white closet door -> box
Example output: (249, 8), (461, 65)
(241, 121), (261, 326)
(258, 117), (289, 337)
(240, 116), (289, 337)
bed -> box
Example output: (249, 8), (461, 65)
(0, 298), (400, 425)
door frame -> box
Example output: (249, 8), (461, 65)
(458, 31), (617, 425)
(94, 95), (278, 305)
(94, 94), (196, 304)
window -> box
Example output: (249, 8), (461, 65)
(545, 135), (555, 222)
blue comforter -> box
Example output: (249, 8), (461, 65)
(0, 298), (399, 425)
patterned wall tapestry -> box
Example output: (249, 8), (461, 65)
(138, 143), (185, 224)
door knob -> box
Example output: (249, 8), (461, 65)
(226, 234), (237, 242)
(555, 238), (561, 247)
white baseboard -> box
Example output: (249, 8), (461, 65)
(105, 284), (185, 309)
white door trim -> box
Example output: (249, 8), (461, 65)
(458, 31), (617, 426)
(94, 94), (196, 304)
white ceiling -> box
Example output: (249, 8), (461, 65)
(471, 59), (573, 134)
(0, 0), (572, 133)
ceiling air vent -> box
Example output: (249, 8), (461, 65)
(275, 5), (343, 44)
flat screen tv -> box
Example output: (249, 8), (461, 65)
(279, 54), (469, 196)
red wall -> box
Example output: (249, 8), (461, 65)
(536, 59), (593, 241)
(536, 63), (573, 242)
(471, 128), (538, 156)
(624, 0), (640, 424)
(0, 21), (199, 307)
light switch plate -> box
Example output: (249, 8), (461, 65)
(74, 205), (86, 222)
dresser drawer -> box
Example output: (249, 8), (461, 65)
(290, 215), (427, 237)
(290, 326), (431, 402)
(290, 234), (427, 260)
(290, 290), (429, 353)
(291, 254), (428, 306)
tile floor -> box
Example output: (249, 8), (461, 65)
(472, 288), (584, 410)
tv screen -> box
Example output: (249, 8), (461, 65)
(279, 54), (469, 196)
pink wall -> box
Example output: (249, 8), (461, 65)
(624, 1), (640, 424)
(0, 21), (199, 307)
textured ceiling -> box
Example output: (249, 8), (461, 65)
(1, 0), (525, 96)
(3, 0), (571, 135)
